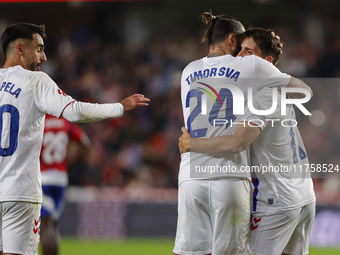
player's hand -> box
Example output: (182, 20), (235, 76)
(120, 94), (150, 112)
(271, 31), (283, 55)
(178, 127), (191, 154)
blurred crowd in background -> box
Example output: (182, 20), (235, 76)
(0, 0), (340, 204)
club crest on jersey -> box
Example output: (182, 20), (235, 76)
(58, 89), (67, 97)
(0, 81), (21, 98)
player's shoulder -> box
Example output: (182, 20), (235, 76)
(233, 54), (256, 63)
(0, 66), (52, 84)
(1, 65), (29, 77)
(183, 57), (205, 72)
(251, 55), (281, 72)
(236, 54), (277, 67)
(29, 70), (52, 81)
(235, 54), (272, 67)
(12, 66), (53, 84)
(245, 55), (284, 78)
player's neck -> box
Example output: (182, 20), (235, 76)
(207, 44), (232, 58)
(207, 52), (224, 58)
(2, 57), (22, 69)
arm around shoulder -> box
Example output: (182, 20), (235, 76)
(286, 77), (313, 98)
(179, 125), (261, 155)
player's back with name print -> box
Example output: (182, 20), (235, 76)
(0, 65), (74, 202)
(0, 66), (44, 114)
(179, 55), (267, 181)
(0, 66), (48, 147)
(182, 54), (289, 90)
(0, 66), (44, 202)
(179, 55), (291, 182)
(181, 54), (290, 140)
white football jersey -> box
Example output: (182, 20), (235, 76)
(249, 88), (316, 212)
(0, 66), (74, 203)
(179, 54), (291, 184)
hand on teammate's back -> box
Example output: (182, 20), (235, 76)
(178, 127), (191, 154)
(120, 94), (150, 112)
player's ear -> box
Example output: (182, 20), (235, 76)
(265, 55), (273, 64)
(227, 34), (237, 53)
(228, 34), (236, 47)
(16, 42), (25, 56)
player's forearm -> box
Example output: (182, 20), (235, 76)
(189, 125), (260, 155)
(286, 77), (313, 98)
(61, 101), (124, 123)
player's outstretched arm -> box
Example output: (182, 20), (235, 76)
(120, 94), (150, 112)
(179, 125), (260, 155)
(61, 94), (150, 123)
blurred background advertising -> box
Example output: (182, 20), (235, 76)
(0, 0), (340, 247)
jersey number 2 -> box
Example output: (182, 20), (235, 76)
(186, 88), (236, 138)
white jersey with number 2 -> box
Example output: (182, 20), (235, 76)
(179, 54), (291, 184)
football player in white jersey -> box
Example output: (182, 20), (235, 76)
(178, 27), (315, 255)
(173, 11), (312, 255)
(0, 22), (149, 255)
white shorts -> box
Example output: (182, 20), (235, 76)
(0, 202), (41, 255)
(251, 201), (316, 255)
(173, 178), (253, 255)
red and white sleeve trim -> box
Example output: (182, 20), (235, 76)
(285, 76), (293, 87)
(58, 100), (76, 119)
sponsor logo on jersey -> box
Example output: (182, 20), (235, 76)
(58, 89), (67, 97)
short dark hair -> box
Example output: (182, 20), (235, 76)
(241, 27), (282, 65)
(1, 22), (47, 55)
(200, 11), (244, 46)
